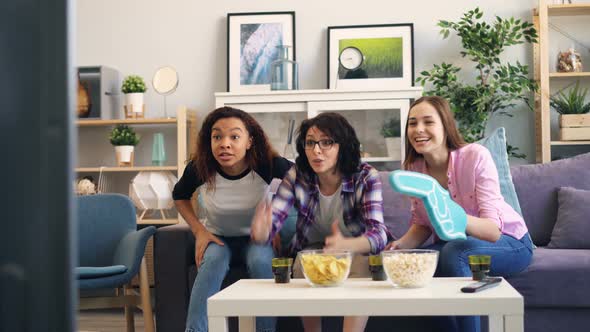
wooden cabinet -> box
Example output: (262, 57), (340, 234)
(215, 88), (423, 169)
(76, 106), (197, 225)
(534, 0), (590, 163)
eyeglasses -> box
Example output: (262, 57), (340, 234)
(304, 139), (336, 150)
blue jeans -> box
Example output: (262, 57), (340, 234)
(423, 233), (533, 332)
(185, 235), (275, 332)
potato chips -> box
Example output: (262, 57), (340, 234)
(300, 252), (352, 286)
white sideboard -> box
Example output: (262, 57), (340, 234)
(214, 88), (423, 166)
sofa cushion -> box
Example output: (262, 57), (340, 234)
(548, 187), (590, 249)
(510, 152), (590, 246)
(380, 172), (412, 240)
(506, 247), (590, 307)
(76, 265), (127, 279)
(476, 127), (523, 216)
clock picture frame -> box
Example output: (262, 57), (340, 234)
(327, 23), (414, 91)
(227, 11), (296, 93)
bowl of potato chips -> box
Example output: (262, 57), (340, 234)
(298, 249), (352, 287)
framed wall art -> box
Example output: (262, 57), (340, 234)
(327, 23), (414, 90)
(227, 11), (296, 92)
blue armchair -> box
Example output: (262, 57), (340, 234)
(76, 194), (156, 332)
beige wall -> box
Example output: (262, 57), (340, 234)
(77, 0), (541, 163)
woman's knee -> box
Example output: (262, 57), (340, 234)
(438, 240), (477, 277)
(246, 244), (274, 267)
(201, 243), (231, 271)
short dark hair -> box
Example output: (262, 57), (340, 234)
(192, 106), (277, 189)
(295, 112), (361, 179)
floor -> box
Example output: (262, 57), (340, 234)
(77, 308), (148, 332)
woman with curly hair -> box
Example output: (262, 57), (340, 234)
(173, 106), (291, 332)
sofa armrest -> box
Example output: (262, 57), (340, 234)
(154, 223), (194, 332)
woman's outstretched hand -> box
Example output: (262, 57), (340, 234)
(251, 199), (272, 243)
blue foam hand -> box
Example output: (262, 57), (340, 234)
(389, 170), (467, 241)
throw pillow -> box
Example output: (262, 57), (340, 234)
(547, 187), (590, 249)
(476, 127), (523, 216)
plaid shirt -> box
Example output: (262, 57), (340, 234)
(268, 163), (388, 255)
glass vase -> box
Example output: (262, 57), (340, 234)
(270, 45), (299, 90)
(151, 133), (166, 166)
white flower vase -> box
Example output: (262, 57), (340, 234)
(115, 145), (135, 167)
(385, 137), (402, 161)
(124, 93), (144, 118)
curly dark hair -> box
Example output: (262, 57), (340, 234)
(192, 107), (278, 189)
(295, 112), (361, 179)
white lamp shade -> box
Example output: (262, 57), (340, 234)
(129, 171), (177, 210)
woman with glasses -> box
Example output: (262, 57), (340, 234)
(251, 112), (389, 332)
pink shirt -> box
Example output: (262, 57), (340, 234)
(409, 144), (528, 241)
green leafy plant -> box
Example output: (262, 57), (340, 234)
(109, 124), (140, 146)
(416, 7), (538, 159)
(121, 75), (147, 94)
(550, 82), (590, 115)
(381, 118), (401, 137)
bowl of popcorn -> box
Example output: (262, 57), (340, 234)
(298, 249), (352, 287)
(382, 249), (438, 288)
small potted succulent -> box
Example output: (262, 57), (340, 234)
(110, 124), (140, 166)
(381, 117), (402, 160)
(550, 82), (590, 141)
(121, 75), (147, 118)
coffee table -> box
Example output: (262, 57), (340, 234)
(207, 277), (523, 332)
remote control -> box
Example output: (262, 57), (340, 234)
(461, 277), (502, 293)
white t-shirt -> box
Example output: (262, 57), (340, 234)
(306, 185), (353, 245)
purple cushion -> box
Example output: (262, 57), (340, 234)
(548, 187), (590, 249)
(510, 152), (590, 246)
(380, 172), (412, 240)
(506, 247), (590, 307)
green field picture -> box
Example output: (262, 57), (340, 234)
(338, 37), (403, 79)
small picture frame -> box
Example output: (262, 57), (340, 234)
(327, 23), (414, 90)
(227, 11), (296, 92)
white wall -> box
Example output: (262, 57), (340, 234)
(77, 0), (539, 163)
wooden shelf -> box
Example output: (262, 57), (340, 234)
(137, 218), (179, 225)
(76, 166), (178, 172)
(547, 3), (590, 16)
(551, 140), (590, 146)
(77, 118), (177, 127)
(549, 72), (590, 78)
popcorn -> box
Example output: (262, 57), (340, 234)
(382, 250), (438, 288)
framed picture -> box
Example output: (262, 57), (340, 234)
(327, 23), (414, 90)
(227, 11), (296, 92)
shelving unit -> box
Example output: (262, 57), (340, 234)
(215, 88), (422, 170)
(76, 106), (197, 225)
(534, 0), (590, 163)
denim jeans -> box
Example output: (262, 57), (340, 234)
(423, 233), (533, 332)
(185, 235), (275, 332)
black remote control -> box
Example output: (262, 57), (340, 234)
(461, 277), (502, 293)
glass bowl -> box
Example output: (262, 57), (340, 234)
(298, 249), (352, 287)
(382, 249), (438, 288)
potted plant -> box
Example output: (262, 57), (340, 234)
(110, 124), (140, 166)
(381, 117), (402, 160)
(416, 8), (538, 159)
(121, 75), (147, 118)
(551, 82), (590, 140)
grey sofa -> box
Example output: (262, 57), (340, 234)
(155, 153), (590, 332)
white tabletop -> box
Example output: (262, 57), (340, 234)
(208, 277), (523, 317)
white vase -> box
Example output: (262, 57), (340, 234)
(115, 145), (135, 164)
(124, 92), (144, 114)
(385, 137), (401, 160)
